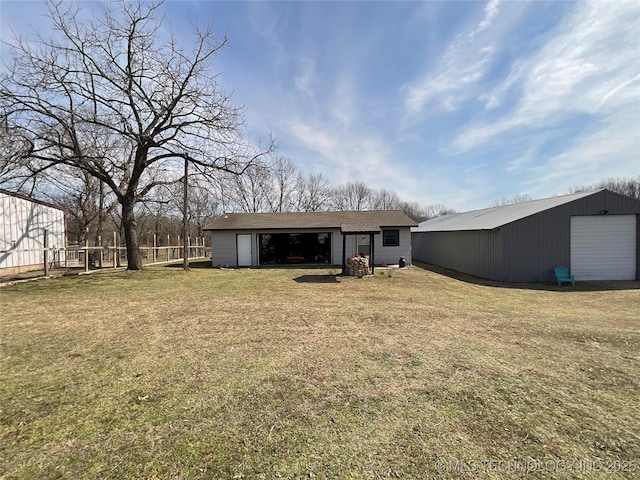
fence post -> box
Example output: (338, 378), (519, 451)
(98, 235), (103, 268)
(153, 234), (157, 264)
(84, 238), (89, 272)
(43, 229), (49, 276)
(113, 232), (117, 269)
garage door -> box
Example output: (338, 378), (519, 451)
(570, 216), (636, 280)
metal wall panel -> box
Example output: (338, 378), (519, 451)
(499, 211), (570, 283)
(1, 192), (66, 270)
(412, 190), (640, 282)
(412, 229), (500, 280)
(500, 190), (640, 282)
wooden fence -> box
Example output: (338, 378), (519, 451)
(1, 234), (208, 275)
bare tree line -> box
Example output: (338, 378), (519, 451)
(567, 176), (640, 200)
(212, 154), (456, 220)
(1, 0), (273, 269)
(493, 176), (639, 207)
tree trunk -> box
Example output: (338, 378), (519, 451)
(121, 198), (143, 270)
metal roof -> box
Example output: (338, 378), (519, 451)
(412, 189), (603, 232)
(0, 188), (66, 212)
(204, 210), (417, 231)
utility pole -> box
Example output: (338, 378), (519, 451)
(183, 158), (189, 270)
(43, 229), (49, 276)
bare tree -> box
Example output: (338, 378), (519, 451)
(223, 155), (307, 213)
(188, 181), (223, 238)
(595, 176), (639, 199)
(493, 193), (533, 206)
(45, 168), (117, 244)
(422, 203), (456, 220)
(331, 181), (372, 211)
(161, 178), (223, 238)
(396, 201), (426, 222)
(264, 156), (299, 212)
(370, 188), (401, 210)
(1, 0), (271, 269)
(296, 173), (332, 212)
(227, 163), (271, 213)
(568, 177), (640, 199)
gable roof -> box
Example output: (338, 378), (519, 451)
(0, 188), (66, 212)
(412, 189), (604, 232)
(204, 210), (417, 231)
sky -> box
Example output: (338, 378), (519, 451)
(1, 0), (639, 211)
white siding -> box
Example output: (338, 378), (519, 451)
(570, 215), (636, 280)
(374, 228), (412, 266)
(1, 192), (66, 270)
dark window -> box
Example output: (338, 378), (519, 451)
(258, 232), (331, 264)
(383, 229), (400, 247)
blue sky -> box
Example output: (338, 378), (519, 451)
(1, 1), (639, 211)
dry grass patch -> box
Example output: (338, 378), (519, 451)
(1, 263), (639, 479)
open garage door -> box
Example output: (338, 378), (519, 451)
(570, 216), (636, 280)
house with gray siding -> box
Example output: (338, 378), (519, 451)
(204, 210), (416, 270)
(412, 189), (640, 283)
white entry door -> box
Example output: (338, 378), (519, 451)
(237, 234), (252, 266)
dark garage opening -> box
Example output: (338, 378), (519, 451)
(259, 233), (332, 265)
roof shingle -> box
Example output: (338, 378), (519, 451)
(204, 210), (417, 231)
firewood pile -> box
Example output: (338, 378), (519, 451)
(347, 256), (370, 276)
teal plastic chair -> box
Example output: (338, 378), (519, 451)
(554, 266), (575, 286)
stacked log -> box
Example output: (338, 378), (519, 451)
(347, 256), (370, 276)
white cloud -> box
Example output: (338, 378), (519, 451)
(293, 59), (315, 99)
(474, 0), (501, 36)
(594, 72), (640, 111)
(526, 105), (640, 198)
(285, 119), (399, 188)
(505, 148), (536, 173)
(453, 1), (640, 152)
(403, 1), (503, 115)
(480, 59), (526, 110)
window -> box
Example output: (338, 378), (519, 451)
(258, 233), (332, 264)
(383, 229), (400, 247)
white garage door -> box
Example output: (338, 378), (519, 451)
(570, 216), (636, 280)
(237, 234), (252, 267)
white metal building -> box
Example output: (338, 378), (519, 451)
(0, 189), (66, 274)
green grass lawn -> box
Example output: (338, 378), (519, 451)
(1, 264), (639, 479)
